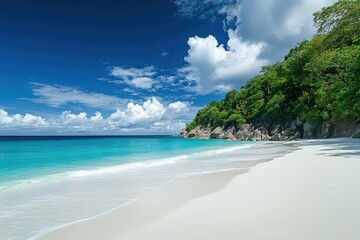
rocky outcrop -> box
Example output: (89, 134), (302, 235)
(182, 117), (359, 141)
(210, 127), (237, 140)
(224, 127), (237, 140)
(300, 117), (360, 139)
(235, 125), (271, 141)
(353, 131), (360, 138)
(180, 128), (188, 138)
(269, 120), (302, 141)
(183, 126), (211, 139)
(210, 127), (224, 139)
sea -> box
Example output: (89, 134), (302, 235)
(0, 136), (295, 240)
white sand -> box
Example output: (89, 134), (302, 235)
(35, 139), (360, 240)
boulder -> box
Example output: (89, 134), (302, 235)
(211, 127), (224, 139)
(256, 127), (270, 140)
(236, 124), (254, 141)
(252, 129), (262, 141)
(187, 126), (211, 139)
(223, 127), (236, 140)
(271, 133), (281, 141)
(180, 128), (188, 138)
(353, 131), (360, 138)
(270, 124), (281, 135)
(303, 122), (315, 139)
(226, 133), (237, 140)
(187, 129), (198, 138)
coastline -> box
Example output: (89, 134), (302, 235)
(34, 138), (360, 240)
(32, 169), (247, 240)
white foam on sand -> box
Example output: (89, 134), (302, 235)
(2, 141), (297, 240)
(33, 138), (360, 240)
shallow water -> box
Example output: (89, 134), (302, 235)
(0, 136), (295, 240)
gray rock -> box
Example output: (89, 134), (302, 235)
(211, 127), (224, 139)
(225, 132), (237, 140)
(180, 128), (188, 138)
(256, 127), (270, 140)
(187, 126), (211, 139)
(223, 128), (236, 140)
(236, 124), (254, 141)
(303, 122), (314, 139)
(187, 129), (197, 138)
(252, 129), (262, 141)
(353, 131), (360, 138)
(271, 133), (281, 141)
(270, 124), (281, 135)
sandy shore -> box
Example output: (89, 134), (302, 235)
(35, 139), (360, 240)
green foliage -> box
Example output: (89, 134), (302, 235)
(186, 0), (360, 131)
(314, 0), (360, 47)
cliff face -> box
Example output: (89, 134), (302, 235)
(304, 118), (360, 139)
(181, 118), (360, 141)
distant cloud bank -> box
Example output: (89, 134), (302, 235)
(0, 96), (193, 134)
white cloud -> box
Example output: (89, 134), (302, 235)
(0, 109), (12, 124)
(28, 83), (126, 109)
(98, 1), (337, 97)
(239, 0), (337, 40)
(108, 97), (166, 127)
(0, 109), (48, 128)
(110, 66), (156, 89)
(183, 30), (267, 94)
(168, 101), (189, 113)
(90, 111), (104, 121)
(152, 120), (186, 132)
(57, 111), (107, 131)
(0, 98), (193, 134)
(110, 66), (156, 79)
(130, 77), (154, 89)
(173, 0), (337, 93)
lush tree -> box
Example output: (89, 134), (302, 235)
(186, 0), (360, 132)
(314, 0), (360, 48)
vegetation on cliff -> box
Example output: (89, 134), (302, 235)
(186, 0), (360, 133)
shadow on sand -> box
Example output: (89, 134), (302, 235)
(300, 138), (360, 158)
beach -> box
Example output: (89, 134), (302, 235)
(0, 136), (289, 240)
(34, 138), (360, 240)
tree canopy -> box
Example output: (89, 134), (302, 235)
(186, 0), (360, 132)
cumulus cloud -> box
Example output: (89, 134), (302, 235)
(237, 0), (337, 60)
(97, 0), (336, 97)
(152, 120), (187, 132)
(28, 83), (126, 109)
(183, 30), (267, 94)
(174, 0), (336, 93)
(168, 101), (189, 113)
(0, 98), (192, 134)
(110, 66), (156, 89)
(130, 77), (154, 89)
(0, 109), (48, 128)
(239, 0), (336, 39)
(108, 97), (166, 127)
(58, 111), (107, 131)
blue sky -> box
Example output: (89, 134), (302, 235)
(0, 0), (335, 135)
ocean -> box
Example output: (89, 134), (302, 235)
(0, 136), (294, 240)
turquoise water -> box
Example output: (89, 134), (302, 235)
(0, 136), (294, 240)
(0, 136), (241, 187)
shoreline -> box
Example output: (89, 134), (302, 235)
(3, 139), (294, 240)
(33, 138), (360, 240)
(32, 169), (249, 240)
(30, 141), (296, 240)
